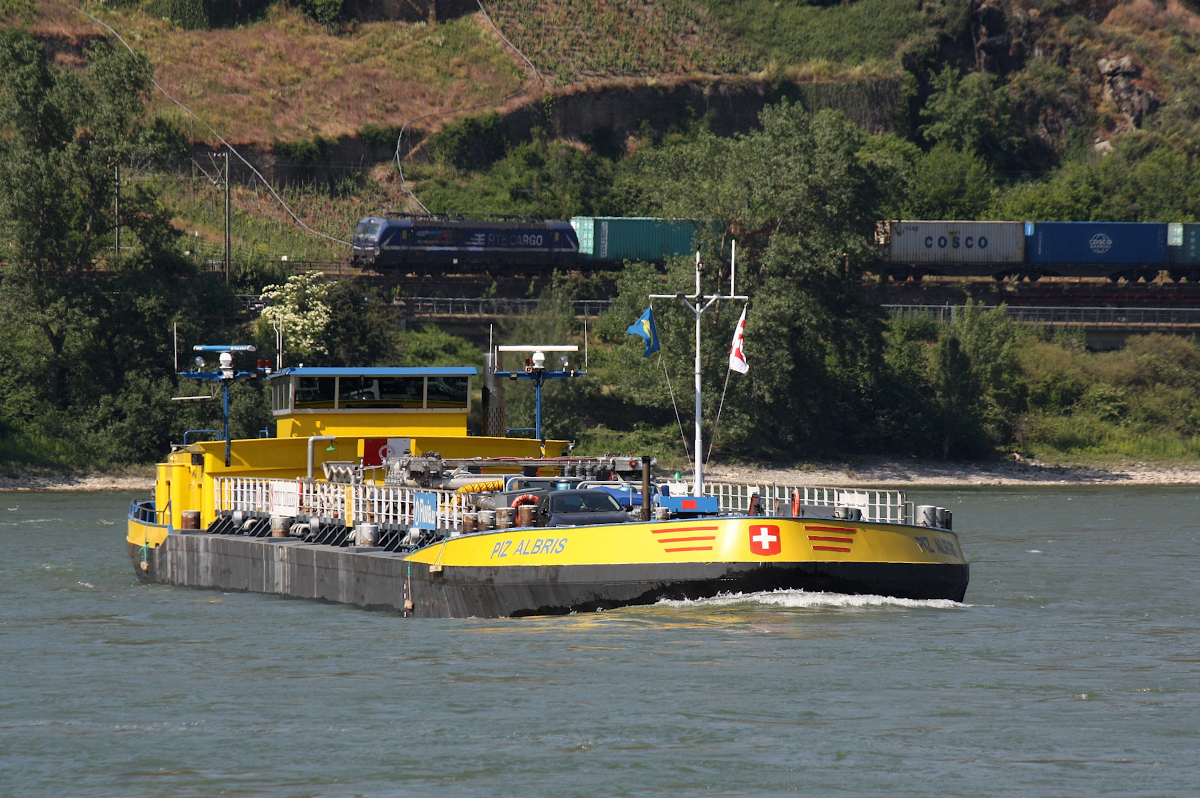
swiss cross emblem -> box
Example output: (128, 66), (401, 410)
(749, 524), (781, 556)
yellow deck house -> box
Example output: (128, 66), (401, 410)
(145, 367), (564, 535)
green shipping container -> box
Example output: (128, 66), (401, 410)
(1167, 223), (1200, 266)
(571, 217), (700, 262)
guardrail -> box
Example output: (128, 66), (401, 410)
(704, 482), (910, 524)
(885, 304), (1200, 329)
(215, 477), (466, 530)
(130, 499), (171, 526)
(215, 477), (911, 530)
(393, 297), (613, 318)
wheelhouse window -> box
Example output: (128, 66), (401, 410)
(271, 380), (292, 412)
(294, 377), (335, 408)
(426, 376), (469, 409)
(338, 376), (424, 409)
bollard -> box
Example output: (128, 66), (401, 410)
(181, 510), (201, 530)
(353, 523), (378, 546)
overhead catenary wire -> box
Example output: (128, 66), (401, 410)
(393, 0), (546, 212)
(67, 3), (350, 246)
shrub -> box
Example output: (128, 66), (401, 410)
(274, 135), (335, 164)
(425, 113), (507, 171)
(294, 0), (343, 27)
(359, 122), (402, 150)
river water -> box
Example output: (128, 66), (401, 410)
(0, 487), (1197, 797)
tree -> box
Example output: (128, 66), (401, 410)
(603, 103), (903, 458)
(906, 144), (996, 220)
(920, 66), (1022, 169)
(932, 335), (984, 459)
(258, 272), (334, 365)
(0, 32), (180, 404)
(0, 31), (236, 467)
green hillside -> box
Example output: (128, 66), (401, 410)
(8, 1), (1200, 469)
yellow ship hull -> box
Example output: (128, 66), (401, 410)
(127, 515), (968, 617)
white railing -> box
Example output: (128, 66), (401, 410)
(353, 483), (416, 528)
(215, 477), (467, 529)
(214, 477), (911, 531)
(217, 477), (274, 514)
(703, 482), (910, 524)
(351, 484), (464, 529)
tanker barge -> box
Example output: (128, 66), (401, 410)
(127, 361), (968, 616)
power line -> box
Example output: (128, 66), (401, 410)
(66, 3), (350, 247)
(392, 0), (547, 212)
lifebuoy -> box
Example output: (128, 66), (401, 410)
(511, 493), (539, 509)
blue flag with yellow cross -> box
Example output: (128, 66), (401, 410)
(626, 307), (660, 357)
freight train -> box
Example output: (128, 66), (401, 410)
(351, 215), (1200, 283)
(879, 221), (1200, 282)
(350, 215), (704, 271)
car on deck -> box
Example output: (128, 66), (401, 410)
(535, 489), (634, 527)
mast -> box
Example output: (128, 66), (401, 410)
(651, 248), (746, 497)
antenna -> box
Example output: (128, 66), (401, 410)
(272, 318), (283, 370)
(731, 239), (736, 296)
(495, 345), (584, 450)
(173, 322), (178, 374)
(650, 249), (748, 497)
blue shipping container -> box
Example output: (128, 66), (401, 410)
(1025, 222), (1167, 265)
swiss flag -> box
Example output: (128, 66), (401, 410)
(361, 437), (410, 467)
(729, 305), (749, 374)
(749, 524), (781, 556)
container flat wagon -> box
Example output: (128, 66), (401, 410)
(1025, 221), (1167, 279)
(882, 220), (1187, 282)
(570, 216), (704, 263)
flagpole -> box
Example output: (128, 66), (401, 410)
(651, 250), (746, 498)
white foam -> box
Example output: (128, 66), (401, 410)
(656, 589), (968, 610)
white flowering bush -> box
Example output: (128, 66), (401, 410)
(258, 271), (333, 361)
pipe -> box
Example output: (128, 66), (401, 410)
(641, 456), (651, 522)
(307, 436), (337, 480)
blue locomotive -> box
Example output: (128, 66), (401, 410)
(351, 216), (580, 270)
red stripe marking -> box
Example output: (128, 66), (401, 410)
(664, 546), (714, 553)
(658, 536), (717, 544)
(809, 535), (854, 543)
(804, 525), (857, 534)
(812, 545), (852, 552)
(652, 526), (720, 535)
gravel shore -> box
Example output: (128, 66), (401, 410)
(0, 473), (154, 492)
(4, 459), (1200, 491)
(706, 458), (1200, 487)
